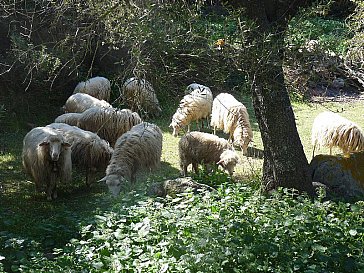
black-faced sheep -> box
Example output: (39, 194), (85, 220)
(210, 93), (253, 155)
(54, 113), (82, 126)
(63, 93), (112, 113)
(77, 107), (142, 147)
(99, 122), (163, 196)
(73, 76), (111, 102)
(311, 111), (364, 158)
(46, 123), (113, 185)
(179, 131), (239, 176)
(170, 84), (213, 137)
(22, 127), (72, 200)
(122, 77), (162, 117)
(184, 83), (211, 95)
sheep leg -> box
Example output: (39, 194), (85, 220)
(213, 126), (216, 135)
(131, 173), (137, 184)
(192, 163), (199, 174)
(180, 164), (187, 177)
(312, 143), (316, 159)
(329, 147), (332, 155)
(196, 120), (200, 131)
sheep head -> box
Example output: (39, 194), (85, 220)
(99, 174), (127, 196)
(217, 150), (239, 176)
(39, 136), (71, 161)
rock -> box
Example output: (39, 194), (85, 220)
(310, 153), (364, 199)
(147, 177), (215, 198)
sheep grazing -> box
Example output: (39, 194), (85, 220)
(210, 93), (253, 155)
(122, 77), (162, 117)
(22, 127), (72, 200)
(179, 131), (239, 176)
(73, 76), (111, 102)
(63, 93), (112, 113)
(77, 107), (142, 147)
(99, 122), (163, 196)
(54, 113), (82, 126)
(170, 84), (213, 137)
(47, 123), (113, 185)
(311, 111), (364, 158)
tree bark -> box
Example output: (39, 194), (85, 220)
(229, 0), (315, 193)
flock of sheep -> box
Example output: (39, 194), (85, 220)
(21, 76), (364, 200)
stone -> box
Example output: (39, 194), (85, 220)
(147, 177), (215, 198)
(310, 152), (364, 199)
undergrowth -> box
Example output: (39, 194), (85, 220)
(3, 184), (362, 273)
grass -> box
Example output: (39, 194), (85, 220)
(0, 98), (364, 272)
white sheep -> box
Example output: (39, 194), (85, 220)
(54, 113), (82, 126)
(46, 123), (113, 185)
(99, 122), (163, 196)
(122, 77), (162, 117)
(22, 127), (72, 200)
(311, 111), (364, 157)
(179, 131), (239, 176)
(169, 84), (213, 137)
(63, 93), (112, 113)
(210, 93), (253, 155)
(77, 107), (142, 147)
(73, 76), (111, 102)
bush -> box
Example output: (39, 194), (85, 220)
(10, 182), (363, 272)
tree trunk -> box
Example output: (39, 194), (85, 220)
(230, 0), (315, 193)
(251, 58), (313, 193)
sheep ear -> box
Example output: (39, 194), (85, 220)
(39, 141), (49, 146)
(217, 159), (224, 166)
(98, 177), (107, 183)
(62, 142), (71, 147)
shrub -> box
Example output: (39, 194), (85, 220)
(12, 183), (364, 272)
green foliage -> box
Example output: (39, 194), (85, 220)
(287, 15), (351, 55)
(4, 184), (363, 272)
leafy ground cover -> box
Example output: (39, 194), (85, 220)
(1, 99), (364, 272)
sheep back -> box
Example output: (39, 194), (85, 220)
(210, 93), (253, 154)
(312, 111), (364, 155)
(63, 93), (112, 113)
(73, 76), (111, 101)
(102, 122), (163, 196)
(122, 77), (162, 117)
(77, 107), (142, 147)
(170, 85), (213, 136)
(54, 113), (82, 126)
(179, 131), (237, 175)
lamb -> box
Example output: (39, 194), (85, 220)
(122, 77), (162, 117)
(54, 113), (82, 126)
(99, 122), (163, 196)
(77, 107), (142, 147)
(311, 111), (364, 158)
(73, 76), (111, 102)
(178, 131), (239, 176)
(46, 123), (113, 185)
(22, 127), (72, 200)
(210, 93), (253, 155)
(63, 93), (112, 113)
(169, 84), (213, 137)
